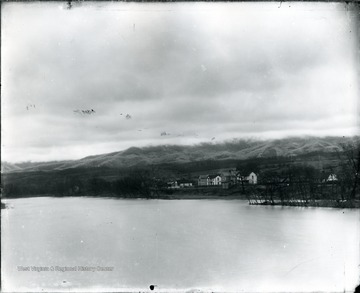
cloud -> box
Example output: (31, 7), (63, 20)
(1, 2), (359, 162)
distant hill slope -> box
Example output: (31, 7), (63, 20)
(2, 136), (359, 173)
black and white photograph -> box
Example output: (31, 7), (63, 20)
(1, 1), (360, 292)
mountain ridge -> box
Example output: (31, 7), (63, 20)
(2, 136), (359, 173)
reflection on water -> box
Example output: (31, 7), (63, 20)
(1, 197), (359, 292)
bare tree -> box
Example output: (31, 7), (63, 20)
(338, 141), (360, 200)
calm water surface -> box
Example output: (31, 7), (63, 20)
(1, 197), (359, 292)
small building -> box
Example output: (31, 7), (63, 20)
(180, 182), (193, 188)
(167, 181), (179, 189)
(209, 174), (222, 186)
(327, 174), (338, 182)
(221, 169), (238, 189)
(237, 172), (258, 185)
(247, 172), (258, 184)
(198, 175), (210, 186)
(178, 179), (193, 188)
(221, 169), (237, 184)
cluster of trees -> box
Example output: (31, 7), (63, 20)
(2, 168), (165, 199)
(2, 174), (84, 197)
(246, 142), (360, 205)
(337, 142), (360, 200)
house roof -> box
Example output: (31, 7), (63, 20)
(209, 174), (221, 179)
(198, 175), (209, 179)
(327, 174), (337, 178)
(178, 179), (193, 184)
(237, 172), (258, 177)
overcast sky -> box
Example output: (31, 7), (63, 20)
(1, 2), (359, 163)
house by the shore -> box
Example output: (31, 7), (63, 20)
(241, 172), (258, 185)
(198, 174), (222, 186)
(198, 175), (210, 186)
(209, 174), (222, 186)
(167, 181), (179, 189)
(221, 169), (238, 189)
(197, 168), (258, 189)
(327, 173), (338, 182)
(178, 179), (194, 188)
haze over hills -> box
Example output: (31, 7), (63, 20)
(2, 136), (359, 173)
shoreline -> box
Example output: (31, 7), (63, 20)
(2, 193), (359, 208)
(249, 200), (360, 209)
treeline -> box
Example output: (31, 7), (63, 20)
(2, 143), (358, 201)
(247, 172), (356, 205)
(246, 143), (360, 205)
(1, 168), (166, 199)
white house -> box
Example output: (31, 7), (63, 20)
(209, 174), (222, 186)
(247, 172), (258, 184)
(327, 174), (338, 182)
(237, 172), (258, 185)
(167, 181), (179, 189)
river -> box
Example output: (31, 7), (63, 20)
(1, 197), (359, 292)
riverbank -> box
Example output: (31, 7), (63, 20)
(1, 186), (247, 200)
(2, 192), (359, 208)
(249, 199), (360, 208)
